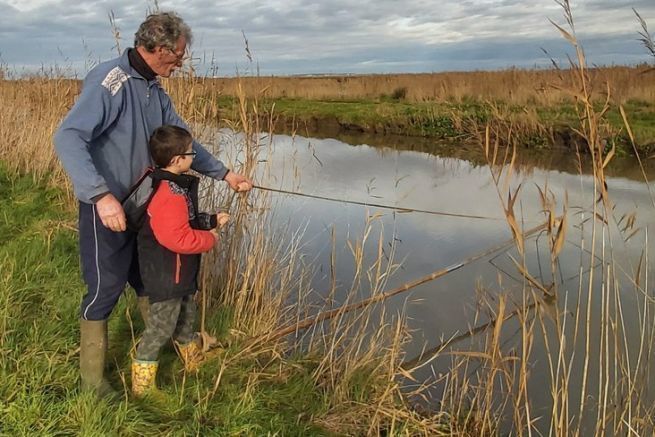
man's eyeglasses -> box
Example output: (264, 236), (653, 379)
(167, 47), (187, 63)
(178, 150), (197, 158)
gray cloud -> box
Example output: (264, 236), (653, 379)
(1, 0), (653, 75)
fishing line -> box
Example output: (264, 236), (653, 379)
(253, 184), (505, 221)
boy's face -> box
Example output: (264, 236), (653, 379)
(178, 141), (195, 172)
(168, 141), (196, 174)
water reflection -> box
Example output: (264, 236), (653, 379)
(275, 126), (655, 181)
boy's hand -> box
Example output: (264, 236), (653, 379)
(216, 212), (230, 228)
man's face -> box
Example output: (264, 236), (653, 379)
(153, 37), (187, 77)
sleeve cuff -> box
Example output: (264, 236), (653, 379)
(90, 191), (111, 203)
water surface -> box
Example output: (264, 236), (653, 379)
(216, 129), (655, 433)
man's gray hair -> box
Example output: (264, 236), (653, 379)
(134, 12), (193, 52)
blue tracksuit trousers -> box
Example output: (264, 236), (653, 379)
(78, 202), (145, 320)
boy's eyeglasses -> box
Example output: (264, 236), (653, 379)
(178, 151), (197, 158)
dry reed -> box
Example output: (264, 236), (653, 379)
(418, 3), (655, 435)
(174, 66), (655, 106)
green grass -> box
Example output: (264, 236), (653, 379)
(538, 100), (655, 150)
(215, 95), (655, 153)
(0, 167), (334, 436)
(218, 96), (466, 138)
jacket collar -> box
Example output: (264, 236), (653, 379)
(152, 168), (198, 189)
(117, 48), (158, 82)
(127, 48), (157, 81)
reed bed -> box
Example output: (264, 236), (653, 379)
(180, 79), (447, 434)
(3, 51), (653, 107)
(168, 66), (655, 105)
(0, 77), (75, 188)
(161, 66), (655, 150)
(406, 3), (655, 434)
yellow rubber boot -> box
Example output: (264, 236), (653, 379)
(175, 339), (204, 372)
(131, 359), (158, 397)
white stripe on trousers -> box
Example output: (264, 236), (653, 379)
(82, 204), (102, 320)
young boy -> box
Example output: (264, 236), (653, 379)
(132, 125), (230, 396)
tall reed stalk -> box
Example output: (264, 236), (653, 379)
(415, 2), (655, 435)
(0, 77), (75, 188)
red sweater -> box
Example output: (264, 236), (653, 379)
(147, 181), (216, 254)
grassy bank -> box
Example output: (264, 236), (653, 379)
(0, 167), (332, 435)
(2, 165), (455, 435)
(165, 64), (655, 153)
(210, 95), (655, 153)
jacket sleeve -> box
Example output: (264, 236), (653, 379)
(53, 69), (125, 203)
(196, 213), (218, 230)
(161, 93), (230, 181)
(148, 183), (217, 254)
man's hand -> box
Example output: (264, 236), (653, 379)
(224, 171), (253, 192)
(95, 194), (127, 232)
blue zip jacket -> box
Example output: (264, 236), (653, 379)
(54, 50), (228, 204)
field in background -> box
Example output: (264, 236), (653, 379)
(170, 66), (655, 150)
(5, 65), (655, 155)
(205, 66), (655, 104)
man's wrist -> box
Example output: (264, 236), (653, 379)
(222, 169), (231, 181)
(91, 192), (111, 203)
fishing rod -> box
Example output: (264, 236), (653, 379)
(253, 184), (505, 221)
(239, 219), (552, 349)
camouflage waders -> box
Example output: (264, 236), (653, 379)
(135, 295), (196, 361)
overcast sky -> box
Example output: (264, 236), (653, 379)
(1, 0), (654, 76)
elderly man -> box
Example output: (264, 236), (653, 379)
(54, 12), (252, 397)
